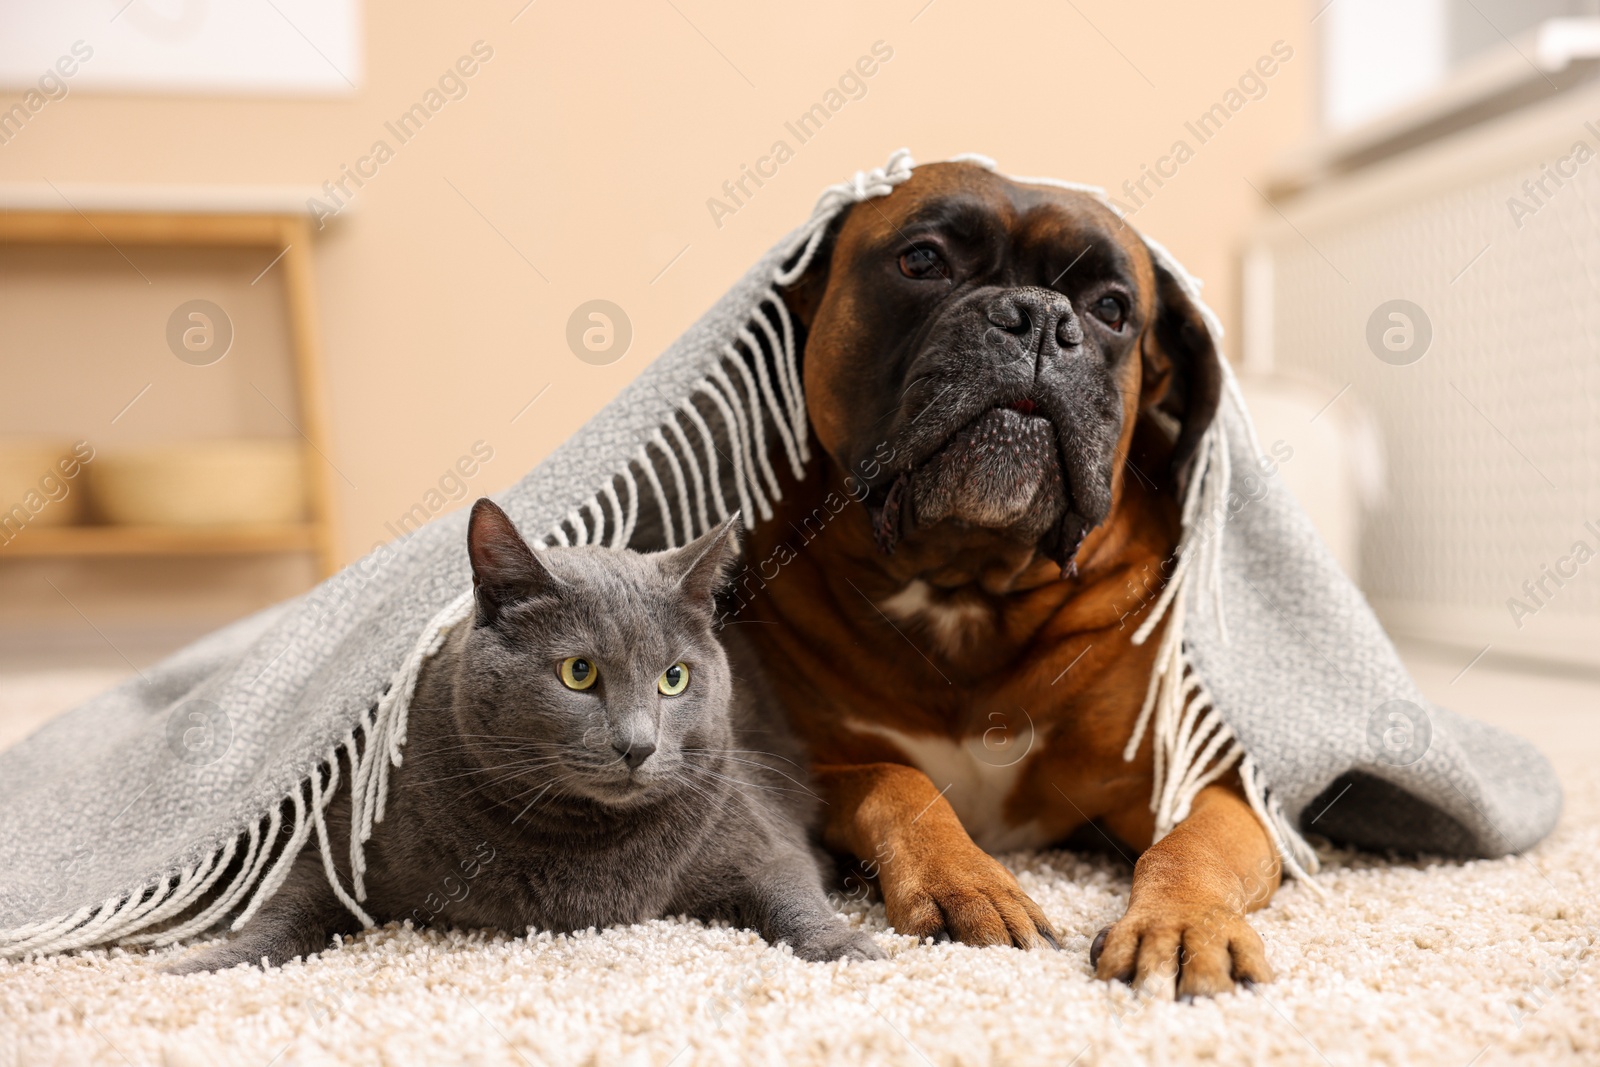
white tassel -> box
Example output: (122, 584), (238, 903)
(95, 867), (197, 946)
(375, 591), (472, 817)
(566, 508), (589, 547)
(361, 699), (398, 853)
(638, 444), (677, 549)
(774, 148), (915, 287)
(232, 786), (311, 931)
(102, 873), (193, 945)
(356, 710), (393, 887)
(720, 347), (783, 505)
(767, 296), (810, 464)
(3, 902), (95, 955)
(311, 748), (374, 927)
(1124, 584), (1187, 761)
(153, 811), (276, 945)
(1131, 423), (1217, 649)
(678, 397), (730, 521)
(117, 836), (238, 944)
(41, 880), (166, 956)
(6, 893), (127, 956)
(601, 480), (626, 548)
(1170, 738), (1242, 826)
(1153, 682), (1238, 837)
(348, 711), (374, 899)
(1117, 402), (1318, 885)
(664, 417), (711, 537)
(1, 890), (93, 946)
(650, 430), (696, 544)
(763, 297), (802, 432)
(1241, 756), (1324, 891)
(745, 313), (805, 480)
(698, 376), (763, 524)
(767, 150), (912, 467)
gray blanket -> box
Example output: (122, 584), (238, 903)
(0, 151), (1560, 956)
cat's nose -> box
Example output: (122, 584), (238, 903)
(614, 739), (656, 770)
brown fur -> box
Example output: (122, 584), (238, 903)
(728, 163), (1279, 997)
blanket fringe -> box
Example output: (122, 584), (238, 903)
(546, 275), (817, 554)
(0, 590), (472, 957)
(347, 589), (475, 905)
(1122, 363), (1321, 888)
(0, 741), (367, 957)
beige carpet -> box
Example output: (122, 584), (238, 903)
(2, 648), (1597, 1067)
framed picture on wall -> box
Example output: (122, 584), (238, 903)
(0, 0), (361, 97)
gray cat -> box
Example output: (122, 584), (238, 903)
(169, 499), (881, 972)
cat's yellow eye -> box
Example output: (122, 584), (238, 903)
(658, 662), (690, 696)
(559, 657), (598, 691)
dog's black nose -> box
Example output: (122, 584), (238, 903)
(990, 303), (1032, 337)
(614, 740), (656, 769)
(985, 288), (1082, 361)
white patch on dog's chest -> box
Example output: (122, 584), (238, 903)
(878, 580), (990, 657)
(848, 720), (1049, 853)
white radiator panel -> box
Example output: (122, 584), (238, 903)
(1253, 85), (1600, 666)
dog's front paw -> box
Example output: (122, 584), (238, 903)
(1091, 903), (1272, 999)
(788, 923), (885, 963)
(883, 843), (1057, 950)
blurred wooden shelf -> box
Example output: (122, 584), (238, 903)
(0, 189), (340, 577)
(1, 524), (319, 559)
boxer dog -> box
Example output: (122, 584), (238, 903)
(728, 161), (1277, 999)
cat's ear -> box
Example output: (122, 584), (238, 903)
(467, 498), (559, 623)
(667, 512), (743, 607)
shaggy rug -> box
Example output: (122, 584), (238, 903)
(1, 650), (1596, 1067)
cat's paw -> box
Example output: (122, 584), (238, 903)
(787, 923), (886, 963)
(162, 926), (331, 974)
(161, 941), (266, 975)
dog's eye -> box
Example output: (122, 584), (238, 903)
(1091, 295), (1126, 329)
(559, 656), (598, 691)
(899, 246), (949, 280)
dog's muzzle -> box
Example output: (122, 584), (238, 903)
(870, 286), (1109, 569)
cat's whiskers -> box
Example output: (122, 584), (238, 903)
(683, 749), (817, 795)
(408, 734), (567, 752)
(408, 744), (540, 762)
(414, 755), (569, 788)
(440, 733), (564, 740)
(407, 741), (557, 760)
(449, 760), (576, 802)
(680, 759), (818, 801)
(664, 768), (722, 808)
(509, 774), (574, 824)
(687, 746), (804, 769)
(665, 769), (776, 841)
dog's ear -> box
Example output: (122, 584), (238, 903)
(778, 208), (852, 329)
(1139, 252), (1223, 493)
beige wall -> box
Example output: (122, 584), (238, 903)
(0, 0), (1313, 643)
